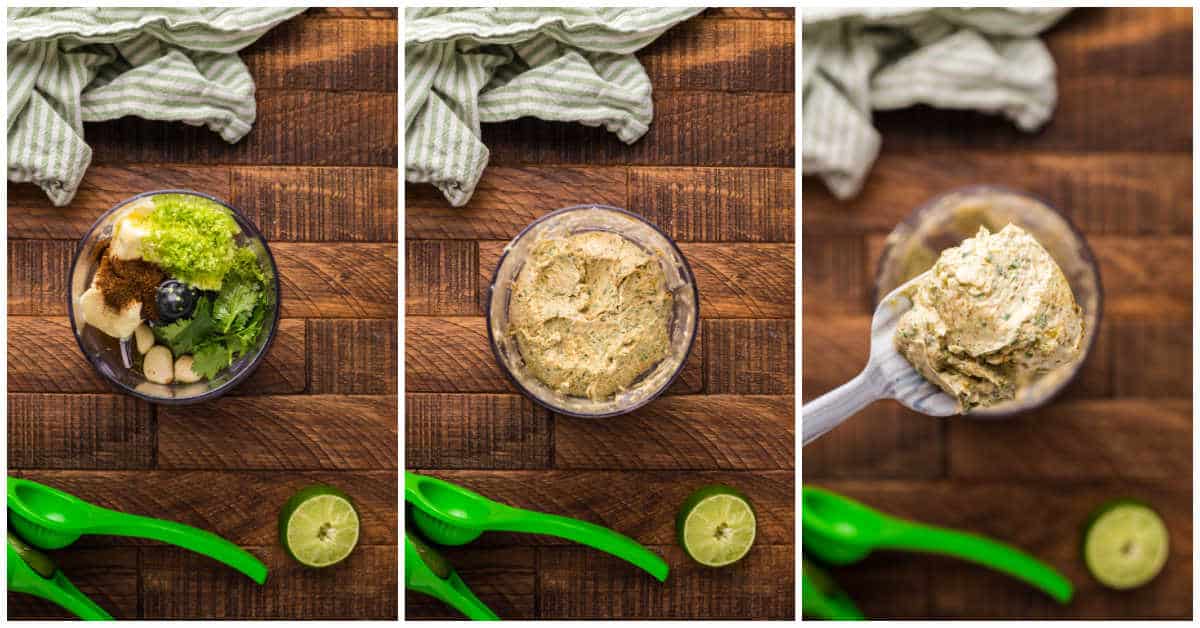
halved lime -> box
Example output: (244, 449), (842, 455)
(1083, 500), (1168, 590)
(9, 531), (56, 578)
(279, 485), (361, 568)
(676, 484), (756, 567)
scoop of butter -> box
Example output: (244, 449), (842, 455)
(110, 197), (155, 260)
(78, 287), (142, 339)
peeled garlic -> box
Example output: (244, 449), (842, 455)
(143, 346), (174, 384)
(174, 355), (202, 384)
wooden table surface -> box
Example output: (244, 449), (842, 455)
(405, 8), (795, 620)
(7, 9), (398, 620)
(803, 8), (1192, 620)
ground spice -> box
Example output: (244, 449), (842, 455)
(95, 248), (166, 321)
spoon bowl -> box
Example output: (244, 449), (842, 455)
(9, 480), (93, 549)
(802, 273), (956, 445)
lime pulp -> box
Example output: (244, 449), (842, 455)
(279, 485), (361, 568)
(1083, 500), (1169, 590)
(676, 484), (756, 567)
(9, 531), (56, 578)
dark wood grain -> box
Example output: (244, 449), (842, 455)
(405, 241), (478, 315)
(14, 470), (398, 548)
(85, 91), (397, 167)
(803, 151), (1193, 237)
(630, 167), (795, 242)
(802, 402), (945, 480)
(274, 243), (398, 318)
(705, 319), (794, 394)
(640, 18), (794, 92)
(1048, 8), (1193, 77)
(484, 92), (794, 167)
(142, 545), (397, 619)
(230, 166), (398, 242)
(244, 17), (397, 91)
(8, 393), (154, 470)
(8, 239), (72, 315)
(308, 319), (398, 394)
(157, 396), (397, 470)
(405, 393), (552, 469)
(404, 546), (537, 620)
(554, 395), (793, 470)
(405, 167), (627, 240)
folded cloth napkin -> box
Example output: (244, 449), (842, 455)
(802, 8), (1070, 200)
(406, 7), (703, 206)
(7, 7), (305, 206)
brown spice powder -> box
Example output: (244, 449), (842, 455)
(95, 249), (166, 321)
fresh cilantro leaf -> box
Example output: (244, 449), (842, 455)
(154, 297), (215, 355)
(213, 280), (258, 333)
(191, 342), (233, 379)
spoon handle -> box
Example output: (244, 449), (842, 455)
(498, 509), (669, 582)
(883, 523), (1073, 603)
(91, 511), (268, 584)
(802, 368), (885, 446)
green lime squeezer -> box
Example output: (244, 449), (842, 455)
(8, 477), (268, 620)
(406, 471), (669, 620)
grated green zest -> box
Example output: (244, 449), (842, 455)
(142, 194), (241, 290)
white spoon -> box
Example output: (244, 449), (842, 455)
(802, 272), (958, 446)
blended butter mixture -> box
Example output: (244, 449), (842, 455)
(509, 231), (673, 400)
(894, 224), (1084, 412)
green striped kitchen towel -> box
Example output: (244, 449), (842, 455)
(406, 7), (703, 207)
(803, 8), (1070, 199)
(8, 7), (305, 206)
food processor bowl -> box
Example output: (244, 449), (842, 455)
(486, 205), (699, 418)
(68, 190), (281, 404)
(874, 185), (1103, 417)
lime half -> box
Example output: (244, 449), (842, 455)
(9, 531), (56, 578)
(1083, 500), (1169, 590)
(279, 485), (361, 568)
(677, 484), (756, 567)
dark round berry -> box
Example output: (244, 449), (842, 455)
(156, 280), (198, 323)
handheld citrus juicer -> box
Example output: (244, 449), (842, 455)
(8, 477), (268, 619)
(803, 486), (1073, 604)
(802, 556), (864, 621)
(405, 471), (668, 620)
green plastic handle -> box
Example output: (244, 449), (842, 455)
(89, 509), (268, 584)
(404, 533), (498, 621)
(878, 519), (1073, 604)
(8, 543), (112, 620)
(492, 505), (669, 582)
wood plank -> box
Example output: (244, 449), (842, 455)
(308, 7), (396, 19)
(405, 547), (536, 620)
(802, 401), (945, 480)
(8, 393), (154, 470)
(85, 91), (397, 166)
(703, 8), (793, 19)
(479, 241), (794, 319)
(554, 395), (793, 470)
(274, 242), (398, 318)
(8, 239), (72, 315)
(406, 470), (792, 548)
(405, 393), (552, 470)
(405, 240), (478, 316)
(802, 151), (1193, 237)
(7, 548), (139, 619)
(7, 165), (231, 240)
(948, 399), (1192, 481)
(7, 317), (306, 395)
(815, 480), (1191, 619)
(308, 319), (397, 394)
(404, 316), (703, 395)
(484, 92), (794, 167)
(1111, 319), (1193, 397)
(14, 470), (397, 547)
(705, 319), (793, 394)
(877, 77), (1191, 153)
(540, 544), (793, 619)
(244, 17), (397, 91)
(817, 558), (932, 620)
(142, 545), (396, 619)
(1048, 8), (1193, 77)
(230, 166), (397, 242)
(405, 167), (627, 239)
(629, 167), (795, 242)
(158, 396), (396, 470)
(640, 18), (794, 92)
(800, 234), (871, 318)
